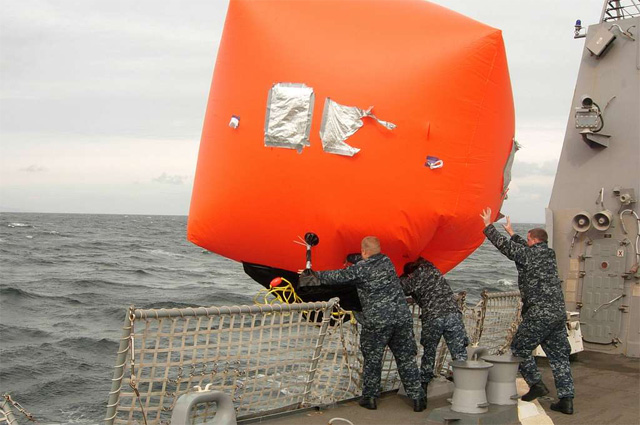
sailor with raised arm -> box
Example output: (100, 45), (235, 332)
(480, 208), (575, 415)
(299, 236), (427, 412)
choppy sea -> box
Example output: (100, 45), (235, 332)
(0, 212), (535, 423)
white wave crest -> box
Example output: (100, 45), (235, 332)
(8, 223), (32, 228)
(497, 278), (516, 287)
(142, 248), (185, 258)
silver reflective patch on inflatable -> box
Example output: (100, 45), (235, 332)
(319, 98), (396, 157)
(502, 138), (520, 196)
(264, 83), (315, 151)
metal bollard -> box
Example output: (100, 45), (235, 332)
(482, 355), (523, 405)
(450, 358), (493, 414)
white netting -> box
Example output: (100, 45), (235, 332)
(433, 290), (522, 376)
(0, 403), (10, 425)
(474, 290), (522, 354)
(107, 301), (343, 424)
(106, 291), (521, 424)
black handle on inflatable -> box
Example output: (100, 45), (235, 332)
(304, 232), (319, 247)
(304, 232), (319, 269)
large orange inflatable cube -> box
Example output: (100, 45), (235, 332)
(188, 0), (514, 283)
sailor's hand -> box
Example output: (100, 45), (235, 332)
(403, 260), (418, 276)
(298, 269), (321, 287)
(480, 207), (492, 227)
(345, 253), (362, 265)
(502, 216), (514, 236)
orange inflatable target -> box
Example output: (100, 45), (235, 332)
(188, 0), (515, 292)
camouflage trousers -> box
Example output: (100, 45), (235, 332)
(420, 312), (468, 384)
(511, 316), (575, 398)
(360, 321), (424, 400)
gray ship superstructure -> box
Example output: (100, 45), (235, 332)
(547, 0), (640, 357)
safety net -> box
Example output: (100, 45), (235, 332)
(105, 291), (521, 424)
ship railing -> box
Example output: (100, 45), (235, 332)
(105, 290), (521, 424)
(600, 0), (640, 22)
(1, 393), (36, 425)
(433, 290), (522, 375)
(0, 396), (16, 425)
(470, 290), (522, 353)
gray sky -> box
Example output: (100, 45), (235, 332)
(0, 0), (605, 221)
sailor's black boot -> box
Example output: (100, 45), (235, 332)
(521, 381), (549, 401)
(550, 397), (574, 415)
(413, 396), (427, 412)
(358, 396), (377, 410)
(421, 382), (429, 395)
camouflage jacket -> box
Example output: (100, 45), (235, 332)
(484, 225), (565, 320)
(399, 258), (459, 320)
(510, 233), (528, 286)
(317, 253), (412, 328)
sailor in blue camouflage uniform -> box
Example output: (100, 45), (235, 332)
(481, 208), (575, 415)
(400, 257), (468, 395)
(299, 236), (426, 412)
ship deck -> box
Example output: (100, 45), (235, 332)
(241, 350), (639, 425)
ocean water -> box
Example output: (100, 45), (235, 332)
(0, 212), (535, 423)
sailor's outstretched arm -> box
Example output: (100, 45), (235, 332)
(484, 224), (528, 263)
(317, 265), (359, 285)
(501, 216), (526, 245)
(398, 271), (418, 295)
(481, 207), (528, 262)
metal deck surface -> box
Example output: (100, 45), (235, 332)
(240, 351), (639, 425)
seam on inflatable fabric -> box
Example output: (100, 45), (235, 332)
(419, 213), (453, 257)
(449, 31), (501, 225)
